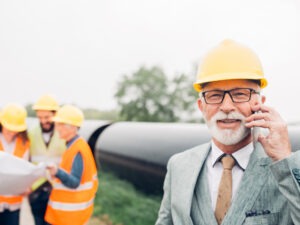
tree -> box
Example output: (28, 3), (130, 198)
(115, 66), (199, 122)
(82, 108), (118, 121)
(25, 104), (35, 117)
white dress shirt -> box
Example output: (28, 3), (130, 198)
(206, 141), (254, 210)
(42, 131), (52, 144)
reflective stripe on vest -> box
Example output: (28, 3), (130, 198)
(48, 197), (94, 211)
(53, 181), (94, 191)
(0, 201), (22, 209)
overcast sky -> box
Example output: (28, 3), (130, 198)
(1, 0), (300, 122)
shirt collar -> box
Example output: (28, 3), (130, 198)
(66, 135), (80, 148)
(210, 141), (254, 171)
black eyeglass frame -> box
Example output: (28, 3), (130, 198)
(201, 88), (260, 104)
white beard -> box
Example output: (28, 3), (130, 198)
(204, 111), (250, 145)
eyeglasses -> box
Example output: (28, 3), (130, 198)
(201, 88), (260, 104)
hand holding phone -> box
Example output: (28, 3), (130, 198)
(252, 97), (263, 145)
(252, 110), (262, 144)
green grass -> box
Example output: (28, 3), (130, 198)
(93, 171), (162, 225)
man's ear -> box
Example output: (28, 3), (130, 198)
(261, 95), (266, 104)
(197, 98), (204, 112)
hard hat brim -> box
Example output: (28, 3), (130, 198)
(32, 106), (59, 111)
(52, 116), (82, 127)
(193, 73), (268, 92)
(1, 121), (27, 132)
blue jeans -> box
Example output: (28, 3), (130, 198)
(29, 182), (52, 225)
(0, 209), (20, 225)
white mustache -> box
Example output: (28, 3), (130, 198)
(211, 111), (246, 123)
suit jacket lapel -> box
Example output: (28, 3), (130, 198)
(222, 144), (271, 225)
(173, 143), (211, 224)
(192, 162), (219, 225)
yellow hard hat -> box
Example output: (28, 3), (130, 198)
(52, 105), (84, 127)
(0, 103), (27, 132)
(32, 94), (59, 111)
(193, 39), (268, 92)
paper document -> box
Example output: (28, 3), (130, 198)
(0, 151), (47, 195)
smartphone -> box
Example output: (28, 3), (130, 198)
(252, 97), (262, 145)
(252, 111), (261, 144)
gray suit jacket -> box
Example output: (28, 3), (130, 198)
(155, 143), (300, 225)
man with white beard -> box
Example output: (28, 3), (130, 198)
(205, 111), (249, 146)
(155, 39), (300, 225)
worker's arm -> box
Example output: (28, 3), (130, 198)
(55, 152), (83, 189)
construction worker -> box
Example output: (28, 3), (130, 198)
(45, 105), (98, 225)
(28, 94), (66, 225)
(155, 40), (300, 224)
(0, 103), (30, 225)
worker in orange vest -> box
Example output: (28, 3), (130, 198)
(45, 105), (98, 225)
(28, 94), (66, 225)
(0, 103), (30, 225)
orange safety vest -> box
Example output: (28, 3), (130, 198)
(0, 137), (30, 210)
(45, 137), (98, 225)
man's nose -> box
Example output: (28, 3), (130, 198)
(220, 93), (235, 112)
